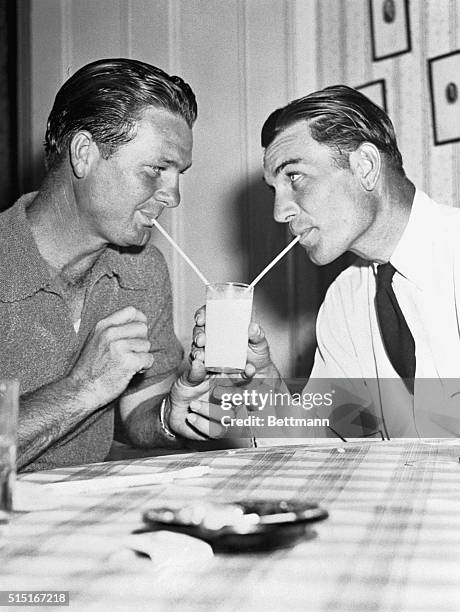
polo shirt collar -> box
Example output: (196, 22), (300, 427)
(0, 192), (144, 302)
(90, 244), (146, 290)
(389, 189), (435, 290)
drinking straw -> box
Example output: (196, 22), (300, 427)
(152, 219), (210, 285)
(248, 235), (300, 289)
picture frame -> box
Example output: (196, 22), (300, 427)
(428, 50), (460, 146)
(355, 79), (387, 112)
(369, 0), (411, 61)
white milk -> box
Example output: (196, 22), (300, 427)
(205, 297), (253, 372)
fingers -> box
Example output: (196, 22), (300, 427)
(103, 321), (149, 342)
(97, 306), (148, 331)
(121, 347), (154, 373)
(189, 327), (206, 371)
(186, 411), (226, 439)
(192, 328), (206, 348)
(188, 398), (236, 420)
(171, 371), (210, 402)
(190, 346), (205, 362)
(194, 305), (206, 327)
(192, 307), (206, 348)
(243, 362), (256, 379)
(98, 311), (153, 374)
(248, 321), (265, 344)
(117, 338), (151, 354)
(186, 356), (207, 384)
(137, 352), (155, 371)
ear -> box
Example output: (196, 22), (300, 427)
(69, 131), (98, 178)
(349, 143), (381, 191)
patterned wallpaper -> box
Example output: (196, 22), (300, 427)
(315, 0), (460, 208)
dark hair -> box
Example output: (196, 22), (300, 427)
(45, 58), (197, 169)
(261, 85), (404, 174)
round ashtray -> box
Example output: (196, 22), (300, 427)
(142, 500), (328, 552)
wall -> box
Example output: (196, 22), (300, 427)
(17, 0), (460, 377)
(315, 0), (460, 206)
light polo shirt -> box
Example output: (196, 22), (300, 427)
(0, 193), (183, 471)
(306, 190), (460, 438)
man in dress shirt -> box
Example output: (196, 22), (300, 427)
(258, 85), (460, 438)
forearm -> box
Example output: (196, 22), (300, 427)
(121, 393), (186, 449)
(18, 376), (101, 470)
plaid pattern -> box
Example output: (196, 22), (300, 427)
(2, 440), (460, 611)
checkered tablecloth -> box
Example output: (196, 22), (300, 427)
(2, 440), (460, 611)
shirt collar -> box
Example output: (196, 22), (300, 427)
(0, 192), (144, 302)
(89, 244), (146, 290)
(389, 189), (438, 289)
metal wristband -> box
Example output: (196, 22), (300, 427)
(159, 396), (177, 440)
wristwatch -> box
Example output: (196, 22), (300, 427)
(159, 396), (177, 440)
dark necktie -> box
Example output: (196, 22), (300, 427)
(375, 263), (415, 394)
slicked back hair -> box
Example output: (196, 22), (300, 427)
(45, 58), (197, 170)
(261, 85), (404, 175)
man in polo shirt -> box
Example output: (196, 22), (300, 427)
(0, 58), (268, 471)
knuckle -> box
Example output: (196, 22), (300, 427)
(130, 321), (148, 337)
(125, 306), (137, 317)
(94, 319), (105, 332)
(102, 327), (116, 342)
(110, 340), (125, 357)
(135, 308), (147, 322)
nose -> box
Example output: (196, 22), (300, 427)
(155, 175), (181, 209)
(273, 190), (298, 224)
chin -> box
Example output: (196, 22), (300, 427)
(303, 244), (324, 266)
(129, 226), (152, 247)
(306, 248), (342, 267)
(112, 231), (149, 249)
(139, 230), (151, 246)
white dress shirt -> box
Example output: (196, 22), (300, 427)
(306, 190), (460, 438)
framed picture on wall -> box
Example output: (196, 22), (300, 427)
(428, 50), (460, 145)
(356, 79), (387, 112)
(369, 0), (411, 61)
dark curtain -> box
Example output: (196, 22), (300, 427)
(0, 0), (17, 211)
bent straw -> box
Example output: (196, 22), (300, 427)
(248, 235), (301, 289)
(152, 219), (210, 286)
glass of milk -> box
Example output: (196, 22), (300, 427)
(205, 283), (254, 373)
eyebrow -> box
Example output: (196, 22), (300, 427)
(274, 157), (303, 176)
(154, 157), (192, 171)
